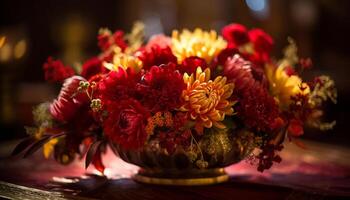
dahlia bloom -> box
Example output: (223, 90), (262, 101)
(180, 67), (235, 133)
(103, 98), (150, 149)
(178, 56), (208, 75)
(221, 23), (249, 48)
(97, 67), (140, 104)
(81, 57), (105, 80)
(139, 63), (185, 112)
(135, 45), (177, 70)
(249, 28), (274, 54)
(171, 29), (227, 63)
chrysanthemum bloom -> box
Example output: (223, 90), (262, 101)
(223, 54), (255, 93)
(266, 64), (310, 109)
(171, 29), (227, 64)
(180, 67), (235, 133)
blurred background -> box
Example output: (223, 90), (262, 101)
(0, 0), (349, 146)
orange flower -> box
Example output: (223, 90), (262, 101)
(180, 67), (235, 133)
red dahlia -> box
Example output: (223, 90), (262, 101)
(103, 98), (150, 149)
(81, 57), (107, 80)
(178, 56), (208, 74)
(249, 28), (273, 54)
(221, 23), (249, 48)
(139, 63), (185, 112)
(97, 67), (141, 104)
(135, 45), (177, 70)
(43, 57), (75, 83)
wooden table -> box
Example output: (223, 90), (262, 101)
(0, 140), (349, 200)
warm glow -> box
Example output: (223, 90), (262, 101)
(14, 39), (27, 59)
(0, 36), (5, 48)
(0, 43), (12, 62)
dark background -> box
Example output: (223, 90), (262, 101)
(0, 0), (349, 146)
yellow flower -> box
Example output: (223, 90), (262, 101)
(266, 64), (310, 109)
(171, 28), (227, 63)
(43, 138), (59, 159)
(180, 67), (235, 133)
(103, 47), (143, 72)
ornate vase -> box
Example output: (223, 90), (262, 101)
(110, 129), (255, 186)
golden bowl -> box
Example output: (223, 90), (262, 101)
(110, 129), (255, 185)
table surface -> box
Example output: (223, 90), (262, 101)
(0, 139), (349, 200)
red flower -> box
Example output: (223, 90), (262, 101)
(249, 28), (273, 54)
(288, 119), (304, 137)
(50, 76), (89, 122)
(97, 30), (127, 52)
(97, 31), (111, 51)
(214, 47), (239, 67)
(135, 45), (177, 70)
(112, 30), (128, 51)
(103, 98), (150, 149)
(43, 57), (75, 83)
(223, 54), (255, 93)
(158, 129), (191, 154)
(221, 23), (249, 48)
(178, 56), (208, 74)
(97, 67), (141, 104)
(139, 63), (185, 112)
(237, 82), (280, 132)
(81, 57), (107, 80)
(300, 58), (313, 70)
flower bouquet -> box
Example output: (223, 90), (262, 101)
(13, 22), (337, 185)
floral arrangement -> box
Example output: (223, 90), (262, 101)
(13, 22), (337, 173)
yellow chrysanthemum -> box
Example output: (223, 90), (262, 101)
(180, 67), (235, 133)
(171, 28), (227, 63)
(266, 64), (310, 109)
(103, 47), (143, 72)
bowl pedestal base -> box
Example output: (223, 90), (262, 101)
(132, 168), (229, 186)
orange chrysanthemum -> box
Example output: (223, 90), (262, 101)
(180, 67), (235, 133)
